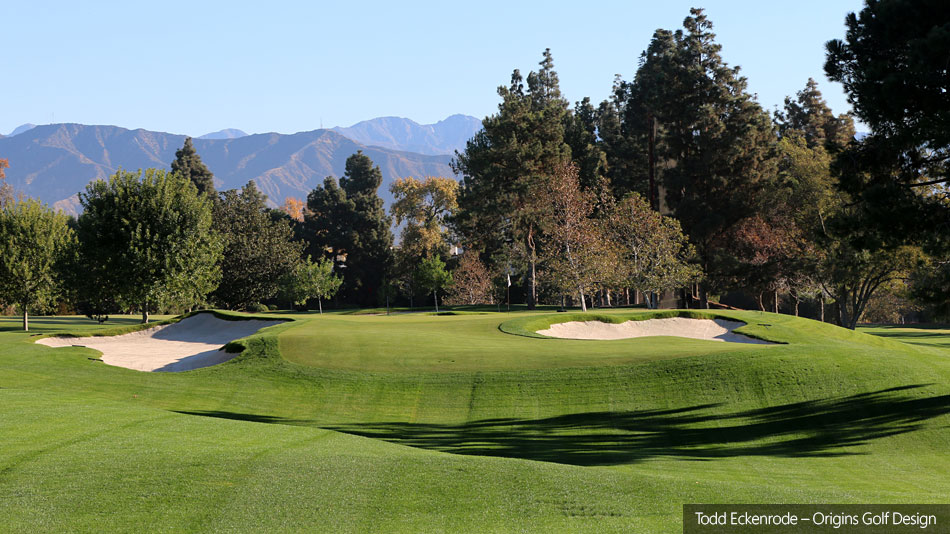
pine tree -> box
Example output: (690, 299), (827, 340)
(171, 137), (216, 198)
(452, 48), (572, 308)
(775, 78), (855, 150)
(304, 152), (393, 307)
(614, 9), (778, 307)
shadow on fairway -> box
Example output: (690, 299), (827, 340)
(322, 384), (950, 466)
(172, 410), (313, 425)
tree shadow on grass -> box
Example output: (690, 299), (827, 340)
(172, 410), (313, 425)
(322, 384), (950, 466)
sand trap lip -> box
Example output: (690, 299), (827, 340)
(536, 317), (774, 344)
(35, 313), (285, 372)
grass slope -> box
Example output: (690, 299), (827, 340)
(1, 310), (949, 532)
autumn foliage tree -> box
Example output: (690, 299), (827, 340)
(539, 163), (614, 312)
(447, 251), (493, 305)
(280, 197), (305, 222)
(0, 158), (11, 208)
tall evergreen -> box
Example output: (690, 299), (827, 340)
(452, 48), (572, 308)
(304, 151), (393, 307)
(825, 0), (949, 253)
(610, 9), (778, 307)
(171, 137), (216, 198)
(775, 78), (855, 150)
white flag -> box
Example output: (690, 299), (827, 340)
(507, 273), (511, 287)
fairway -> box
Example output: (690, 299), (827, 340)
(2, 309), (950, 532)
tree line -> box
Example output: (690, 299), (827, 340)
(1, 1), (946, 329)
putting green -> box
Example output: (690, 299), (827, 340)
(1, 309), (949, 532)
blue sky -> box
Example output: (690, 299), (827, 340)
(2, 1), (866, 136)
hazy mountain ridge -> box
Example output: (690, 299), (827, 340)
(198, 128), (248, 140)
(332, 114), (482, 155)
(0, 123), (456, 216)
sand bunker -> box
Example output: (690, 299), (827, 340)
(536, 317), (773, 344)
(36, 313), (285, 372)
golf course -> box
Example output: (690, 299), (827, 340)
(2, 309), (948, 532)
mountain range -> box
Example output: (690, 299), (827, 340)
(0, 122), (468, 215)
(0, 114), (483, 215)
(331, 114), (481, 156)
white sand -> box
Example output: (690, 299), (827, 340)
(536, 317), (773, 344)
(36, 313), (285, 372)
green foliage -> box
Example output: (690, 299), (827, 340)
(0, 199), (74, 330)
(213, 181), (303, 310)
(452, 48), (572, 308)
(825, 0), (950, 252)
(281, 256), (341, 312)
(77, 169), (222, 322)
(609, 9), (778, 305)
(390, 176), (458, 260)
(171, 137), (216, 198)
(414, 256), (452, 312)
(304, 152), (393, 306)
(604, 193), (698, 306)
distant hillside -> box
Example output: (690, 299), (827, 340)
(0, 123), (456, 215)
(198, 128), (248, 140)
(8, 123), (37, 137)
(332, 114), (481, 156)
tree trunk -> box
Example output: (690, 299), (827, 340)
(794, 296), (800, 317)
(772, 290), (779, 314)
(318, 297), (323, 314)
(819, 293), (825, 322)
(836, 290), (852, 329)
(578, 287), (587, 312)
(648, 113), (658, 211)
(757, 292), (765, 312)
(626, 288), (631, 306)
(22, 307), (28, 332)
(699, 285), (709, 309)
(527, 228), (537, 310)
(141, 299), (149, 324)
(434, 291), (439, 313)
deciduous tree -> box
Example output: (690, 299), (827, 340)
(539, 163), (615, 311)
(0, 199), (74, 330)
(77, 169), (221, 322)
(447, 250), (493, 305)
(213, 181), (303, 310)
(414, 256), (452, 312)
(281, 256), (341, 313)
(604, 194), (698, 309)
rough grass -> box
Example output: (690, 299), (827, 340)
(1, 311), (948, 532)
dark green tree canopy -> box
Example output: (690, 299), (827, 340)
(77, 168), (222, 322)
(607, 8), (778, 306)
(825, 0), (950, 252)
(452, 48), (572, 308)
(775, 78), (855, 150)
(171, 137), (216, 198)
(304, 152), (393, 306)
(212, 180), (303, 310)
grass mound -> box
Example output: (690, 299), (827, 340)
(1, 309), (949, 532)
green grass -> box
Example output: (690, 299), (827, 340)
(1, 310), (949, 532)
